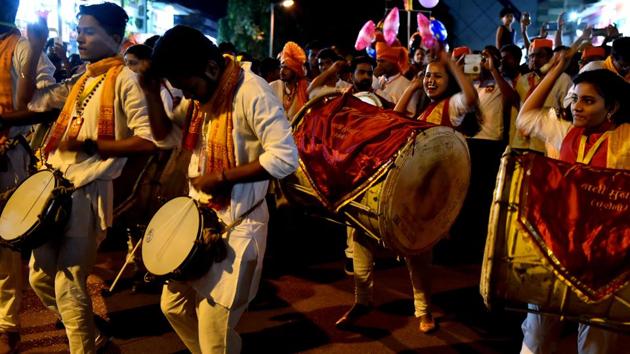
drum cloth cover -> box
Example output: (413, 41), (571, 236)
(293, 93), (432, 210)
(519, 153), (630, 302)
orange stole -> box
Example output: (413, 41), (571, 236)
(417, 97), (451, 127)
(43, 57), (124, 154)
(182, 58), (242, 210)
(0, 32), (20, 115)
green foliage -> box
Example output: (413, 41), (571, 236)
(218, 0), (270, 58)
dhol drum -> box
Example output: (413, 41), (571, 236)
(481, 149), (630, 332)
(142, 196), (224, 280)
(282, 93), (471, 255)
(0, 169), (73, 251)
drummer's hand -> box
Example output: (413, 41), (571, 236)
(191, 172), (230, 195)
(58, 139), (83, 152)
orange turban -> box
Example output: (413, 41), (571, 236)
(280, 41), (306, 78)
(376, 41), (409, 73)
(452, 46), (471, 59)
(530, 38), (553, 51)
(581, 46), (606, 61)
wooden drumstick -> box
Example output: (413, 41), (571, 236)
(109, 238), (142, 293)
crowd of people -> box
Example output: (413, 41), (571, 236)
(0, 1), (629, 353)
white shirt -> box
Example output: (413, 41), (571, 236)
(373, 73), (410, 104)
(473, 80), (504, 141)
(163, 69), (298, 307)
(29, 66), (157, 231)
(515, 71), (572, 154)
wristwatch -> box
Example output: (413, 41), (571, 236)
(82, 139), (98, 155)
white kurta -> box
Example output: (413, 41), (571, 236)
(1, 37), (55, 190)
(473, 80), (505, 141)
(163, 69), (298, 309)
(28, 66), (156, 234)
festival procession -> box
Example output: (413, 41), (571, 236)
(0, 0), (628, 352)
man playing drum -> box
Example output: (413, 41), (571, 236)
(142, 25), (298, 353)
(0, 1), (55, 351)
(4, 3), (158, 352)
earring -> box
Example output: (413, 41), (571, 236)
(606, 111), (613, 121)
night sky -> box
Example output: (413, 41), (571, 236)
(175, 0), (453, 55)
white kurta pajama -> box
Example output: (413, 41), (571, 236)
(0, 36), (55, 336)
(158, 68), (298, 354)
(27, 65), (156, 354)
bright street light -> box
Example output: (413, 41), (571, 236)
(269, 1), (295, 57)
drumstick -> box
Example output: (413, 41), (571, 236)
(109, 237), (142, 293)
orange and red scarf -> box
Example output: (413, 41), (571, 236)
(0, 30), (20, 115)
(182, 58), (243, 209)
(44, 56), (124, 154)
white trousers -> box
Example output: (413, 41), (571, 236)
(352, 229), (432, 317)
(520, 304), (623, 354)
(161, 280), (248, 354)
(29, 188), (104, 354)
(0, 144), (30, 333)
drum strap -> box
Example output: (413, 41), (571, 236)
(221, 198), (265, 238)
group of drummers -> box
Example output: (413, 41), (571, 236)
(0, 1), (629, 353)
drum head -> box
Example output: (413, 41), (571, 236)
(380, 127), (471, 255)
(353, 92), (383, 107)
(0, 170), (56, 241)
(142, 196), (201, 276)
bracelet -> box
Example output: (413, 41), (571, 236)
(82, 139), (98, 155)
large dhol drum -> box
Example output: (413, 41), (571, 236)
(481, 150), (630, 331)
(142, 196), (224, 280)
(0, 169), (72, 251)
(282, 93), (471, 255)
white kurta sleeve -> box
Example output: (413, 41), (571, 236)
(516, 107), (572, 152)
(27, 75), (78, 112)
(13, 38), (56, 89)
(114, 68), (158, 147)
(242, 77), (298, 179)
(448, 92), (474, 127)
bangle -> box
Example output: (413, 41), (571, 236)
(82, 139), (98, 155)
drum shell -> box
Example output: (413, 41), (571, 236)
(480, 150), (630, 330)
(282, 125), (471, 256)
(0, 170), (72, 252)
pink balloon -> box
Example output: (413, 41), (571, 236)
(417, 12), (430, 32)
(419, 0), (439, 8)
(422, 35), (436, 49)
(383, 7), (400, 46)
(354, 20), (376, 51)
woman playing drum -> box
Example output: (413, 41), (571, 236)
(517, 47), (630, 354)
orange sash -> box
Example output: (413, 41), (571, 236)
(44, 56), (124, 154)
(0, 31), (20, 115)
(417, 97), (451, 127)
(183, 58), (242, 210)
